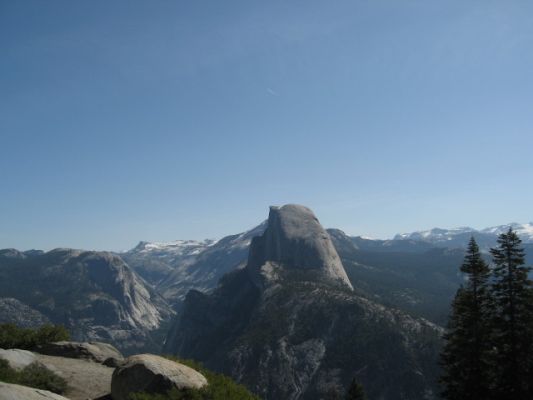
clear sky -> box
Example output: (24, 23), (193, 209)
(1, 0), (533, 251)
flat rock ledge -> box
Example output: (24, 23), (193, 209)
(0, 382), (69, 400)
(111, 354), (207, 400)
(34, 341), (124, 364)
(36, 353), (114, 400)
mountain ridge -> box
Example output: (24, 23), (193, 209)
(394, 222), (533, 249)
(164, 204), (443, 399)
(0, 248), (174, 354)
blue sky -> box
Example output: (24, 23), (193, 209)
(1, 0), (533, 251)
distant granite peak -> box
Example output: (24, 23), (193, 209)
(0, 247), (174, 353)
(247, 204), (353, 289)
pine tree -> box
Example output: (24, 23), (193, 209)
(345, 378), (367, 400)
(489, 228), (533, 399)
(440, 237), (492, 400)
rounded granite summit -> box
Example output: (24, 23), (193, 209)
(247, 204), (353, 289)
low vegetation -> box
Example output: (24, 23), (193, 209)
(0, 358), (68, 394)
(129, 357), (260, 400)
(0, 323), (69, 350)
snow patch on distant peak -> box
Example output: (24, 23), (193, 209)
(130, 239), (218, 257)
(481, 222), (533, 239)
(126, 222), (268, 259)
(143, 239), (217, 250)
(395, 226), (476, 241)
(395, 222), (533, 243)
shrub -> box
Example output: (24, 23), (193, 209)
(0, 359), (68, 394)
(0, 324), (70, 350)
(0, 359), (18, 382)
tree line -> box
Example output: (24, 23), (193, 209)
(440, 229), (533, 400)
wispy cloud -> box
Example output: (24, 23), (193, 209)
(266, 88), (279, 96)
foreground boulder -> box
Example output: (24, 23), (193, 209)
(0, 382), (69, 400)
(0, 348), (38, 370)
(34, 341), (123, 364)
(111, 354), (207, 400)
(36, 353), (114, 400)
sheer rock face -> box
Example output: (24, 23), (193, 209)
(247, 205), (353, 290)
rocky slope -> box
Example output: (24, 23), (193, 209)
(328, 229), (465, 326)
(122, 223), (267, 306)
(0, 298), (51, 328)
(164, 205), (443, 400)
(120, 239), (218, 286)
(0, 249), (174, 353)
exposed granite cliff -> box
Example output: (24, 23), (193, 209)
(0, 249), (174, 354)
(247, 205), (352, 290)
(164, 205), (442, 400)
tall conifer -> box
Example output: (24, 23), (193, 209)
(489, 228), (533, 399)
(440, 237), (492, 400)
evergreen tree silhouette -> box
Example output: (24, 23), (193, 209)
(440, 237), (492, 400)
(489, 228), (533, 399)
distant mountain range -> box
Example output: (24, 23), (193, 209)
(117, 221), (533, 313)
(0, 248), (174, 354)
(394, 222), (533, 249)
(164, 205), (443, 400)
(1, 214), (532, 398)
(121, 223), (267, 306)
(125, 222), (533, 267)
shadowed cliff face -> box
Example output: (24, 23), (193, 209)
(247, 205), (353, 290)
